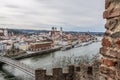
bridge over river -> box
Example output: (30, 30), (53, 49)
(0, 56), (35, 79)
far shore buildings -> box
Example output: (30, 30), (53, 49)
(0, 28), (9, 51)
(50, 27), (76, 46)
(0, 27), (96, 55)
(0, 29), (4, 37)
(0, 28), (8, 38)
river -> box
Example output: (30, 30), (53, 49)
(0, 37), (102, 80)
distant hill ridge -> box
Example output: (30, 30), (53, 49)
(1, 28), (103, 35)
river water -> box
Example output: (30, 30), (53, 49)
(0, 37), (102, 80)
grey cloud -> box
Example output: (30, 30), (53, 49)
(0, 16), (7, 19)
(0, 0), (105, 31)
(5, 5), (20, 9)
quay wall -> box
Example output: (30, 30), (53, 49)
(13, 47), (62, 60)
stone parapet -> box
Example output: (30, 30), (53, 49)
(35, 64), (99, 80)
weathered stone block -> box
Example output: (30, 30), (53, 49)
(46, 75), (53, 80)
(100, 58), (117, 67)
(53, 68), (65, 80)
(66, 65), (75, 80)
(105, 18), (118, 31)
(105, 59), (117, 66)
(103, 10), (110, 19)
(111, 32), (120, 38)
(110, 8), (120, 18)
(35, 68), (46, 80)
(116, 61), (120, 72)
(116, 39), (120, 49)
(75, 66), (80, 72)
(100, 57), (104, 64)
(87, 66), (93, 75)
(102, 38), (112, 47)
(105, 0), (111, 9)
(100, 66), (116, 79)
(104, 32), (111, 36)
(68, 65), (75, 74)
(117, 53), (120, 59)
(100, 47), (108, 55)
(109, 50), (118, 58)
(103, 8), (120, 19)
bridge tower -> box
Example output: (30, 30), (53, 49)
(100, 0), (120, 80)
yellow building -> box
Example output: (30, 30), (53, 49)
(19, 44), (29, 51)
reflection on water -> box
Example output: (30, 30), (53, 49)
(0, 38), (102, 80)
(21, 42), (101, 68)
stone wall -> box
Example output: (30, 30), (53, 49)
(35, 64), (100, 80)
(35, 0), (120, 80)
(100, 0), (120, 80)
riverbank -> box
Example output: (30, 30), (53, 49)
(62, 39), (99, 51)
(19, 41), (101, 73)
(12, 46), (62, 60)
(2, 37), (101, 61)
(11, 39), (99, 60)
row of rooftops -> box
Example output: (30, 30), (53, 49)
(0, 28), (96, 51)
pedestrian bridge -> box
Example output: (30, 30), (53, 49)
(0, 56), (35, 78)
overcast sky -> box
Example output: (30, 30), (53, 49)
(0, 0), (105, 32)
